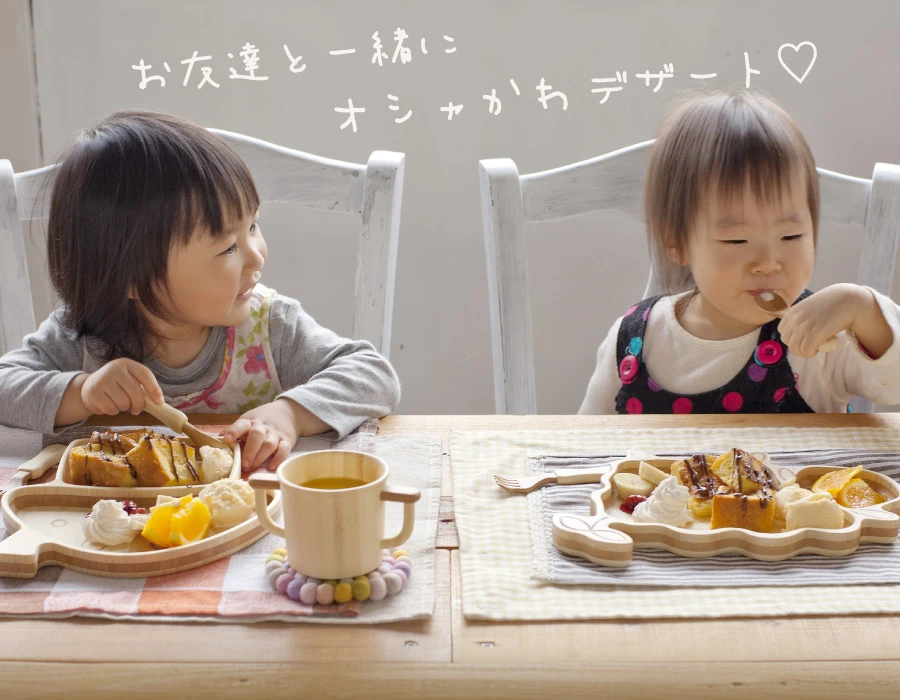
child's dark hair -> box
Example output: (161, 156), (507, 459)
(644, 88), (819, 293)
(47, 110), (260, 362)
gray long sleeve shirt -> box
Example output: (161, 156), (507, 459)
(0, 293), (401, 437)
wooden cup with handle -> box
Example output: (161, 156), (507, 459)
(249, 450), (420, 579)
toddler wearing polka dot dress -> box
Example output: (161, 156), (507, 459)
(580, 88), (900, 415)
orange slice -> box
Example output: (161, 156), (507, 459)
(836, 477), (888, 508)
(811, 466), (863, 497)
(141, 501), (181, 548)
(168, 498), (211, 546)
(140, 495), (195, 548)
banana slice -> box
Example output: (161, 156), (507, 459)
(613, 472), (654, 499)
(638, 461), (669, 486)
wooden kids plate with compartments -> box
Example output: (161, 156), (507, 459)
(552, 450), (900, 567)
(0, 445), (281, 578)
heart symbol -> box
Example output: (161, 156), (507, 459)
(778, 41), (817, 84)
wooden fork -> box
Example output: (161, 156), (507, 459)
(493, 466), (610, 494)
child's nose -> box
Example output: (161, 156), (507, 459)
(246, 238), (266, 269)
(752, 246), (781, 274)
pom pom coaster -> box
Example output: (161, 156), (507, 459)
(265, 548), (412, 605)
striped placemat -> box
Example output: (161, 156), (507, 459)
(529, 449), (900, 586)
(451, 426), (900, 621)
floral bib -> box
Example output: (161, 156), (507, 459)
(169, 284), (282, 414)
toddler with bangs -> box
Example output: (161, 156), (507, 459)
(580, 89), (900, 415)
(0, 110), (401, 470)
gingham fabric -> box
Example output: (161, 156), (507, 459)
(528, 449), (900, 587)
(0, 422), (440, 624)
(451, 427), (900, 621)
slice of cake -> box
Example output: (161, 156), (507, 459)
(127, 435), (203, 487)
(68, 447), (139, 488)
(68, 430), (148, 487)
(710, 493), (777, 532)
(89, 430), (145, 455)
(671, 454), (729, 518)
(68, 429), (213, 487)
(709, 448), (776, 497)
(170, 439), (202, 484)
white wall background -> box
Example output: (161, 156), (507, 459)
(2, 0), (900, 414)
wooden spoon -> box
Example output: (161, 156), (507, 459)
(754, 291), (840, 353)
(141, 387), (230, 450)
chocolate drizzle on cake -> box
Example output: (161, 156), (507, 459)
(676, 454), (729, 500)
(732, 448), (776, 508)
(186, 450), (200, 481)
(125, 457), (137, 480)
(69, 429), (213, 488)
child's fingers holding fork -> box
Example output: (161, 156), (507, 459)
(222, 400), (300, 472)
(81, 358), (164, 415)
(778, 285), (859, 358)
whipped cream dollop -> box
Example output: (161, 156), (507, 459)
(199, 478), (255, 530)
(631, 476), (693, 527)
(82, 500), (148, 547)
(199, 445), (234, 483)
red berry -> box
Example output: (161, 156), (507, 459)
(619, 495), (648, 514)
(134, 507), (147, 515)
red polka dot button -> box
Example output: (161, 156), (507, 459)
(755, 340), (783, 366)
(619, 355), (639, 384)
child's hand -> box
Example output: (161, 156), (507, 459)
(778, 284), (880, 359)
(221, 399), (300, 473)
(81, 358), (164, 416)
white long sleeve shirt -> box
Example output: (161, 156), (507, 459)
(579, 289), (900, 414)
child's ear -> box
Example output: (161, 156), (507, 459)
(664, 240), (687, 266)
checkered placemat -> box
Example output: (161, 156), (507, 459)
(451, 426), (900, 621)
(0, 422), (441, 624)
(528, 449), (900, 587)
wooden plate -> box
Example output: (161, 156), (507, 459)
(552, 450), (900, 567)
(0, 448), (281, 578)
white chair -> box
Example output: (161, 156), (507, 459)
(0, 130), (405, 358)
(479, 141), (900, 415)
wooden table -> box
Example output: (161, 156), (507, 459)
(3, 414), (900, 699)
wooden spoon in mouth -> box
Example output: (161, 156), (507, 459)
(753, 291), (840, 353)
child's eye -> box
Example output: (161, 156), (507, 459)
(250, 220), (260, 233)
(720, 239), (747, 245)
(782, 234), (804, 241)
(221, 243), (237, 255)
